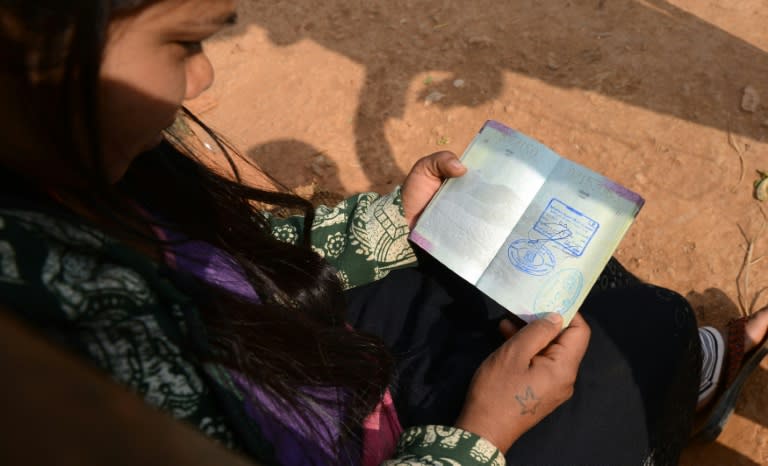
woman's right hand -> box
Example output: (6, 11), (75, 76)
(455, 313), (591, 453)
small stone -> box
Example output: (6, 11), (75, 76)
(741, 85), (760, 112)
(203, 142), (214, 151)
(546, 52), (560, 70)
(756, 177), (768, 201)
(453, 79), (465, 88)
(467, 35), (494, 47)
(311, 155), (330, 176)
(424, 91), (446, 105)
(311, 164), (324, 176)
(579, 47), (603, 64)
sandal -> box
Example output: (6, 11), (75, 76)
(692, 316), (768, 442)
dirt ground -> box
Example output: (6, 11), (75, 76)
(188, 0), (768, 463)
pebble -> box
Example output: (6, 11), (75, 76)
(741, 85), (760, 112)
(311, 155), (330, 176)
(467, 35), (494, 47)
(546, 52), (560, 70)
(756, 177), (768, 201)
(453, 79), (465, 88)
(424, 91), (446, 105)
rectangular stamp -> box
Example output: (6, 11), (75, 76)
(533, 199), (600, 257)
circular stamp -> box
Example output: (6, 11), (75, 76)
(534, 269), (584, 317)
(507, 239), (556, 276)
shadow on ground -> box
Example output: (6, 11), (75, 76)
(208, 2), (768, 463)
(247, 139), (344, 193)
(682, 440), (761, 466)
(220, 0), (768, 190)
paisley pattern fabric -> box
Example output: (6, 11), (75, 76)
(383, 426), (506, 466)
(0, 208), (239, 449)
(265, 187), (418, 289)
(0, 185), (505, 465)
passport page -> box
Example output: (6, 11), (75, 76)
(410, 121), (644, 326)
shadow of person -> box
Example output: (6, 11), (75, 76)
(221, 0), (768, 192)
(686, 288), (768, 431)
(247, 139), (347, 207)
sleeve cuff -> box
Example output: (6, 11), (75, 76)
(353, 186), (417, 282)
(389, 425), (506, 466)
(390, 185), (408, 219)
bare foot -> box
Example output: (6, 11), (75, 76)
(744, 306), (768, 353)
(697, 306), (768, 411)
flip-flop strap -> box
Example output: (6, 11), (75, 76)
(697, 327), (725, 405)
(723, 316), (747, 389)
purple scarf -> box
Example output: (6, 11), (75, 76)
(151, 223), (401, 465)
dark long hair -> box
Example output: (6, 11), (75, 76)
(0, 1), (394, 462)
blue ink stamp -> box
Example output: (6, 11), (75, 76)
(533, 199), (599, 257)
(508, 239), (556, 276)
(534, 269), (584, 316)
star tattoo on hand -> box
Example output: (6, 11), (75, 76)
(515, 386), (541, 415)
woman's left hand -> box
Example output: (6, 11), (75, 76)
(401, 151), (467, 229)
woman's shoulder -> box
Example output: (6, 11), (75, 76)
(0, 205), (113, 290)
(0, 203), (182, 347)
(0, 206), (110, 249)
(0, 206), (154, 328)
(0, 206), (243, 449)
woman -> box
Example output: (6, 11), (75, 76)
(0, 1), (765, 465)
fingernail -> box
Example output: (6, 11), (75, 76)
(450, 159), (464, 170)
(544, 313), (562, 325)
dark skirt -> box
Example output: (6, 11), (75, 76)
(345, 256), (701, 466)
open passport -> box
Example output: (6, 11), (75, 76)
(409, 121), (644, 327)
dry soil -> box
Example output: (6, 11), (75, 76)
(188, 1), (768, 464)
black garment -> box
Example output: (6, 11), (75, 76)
(345, 255), (701, 466)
